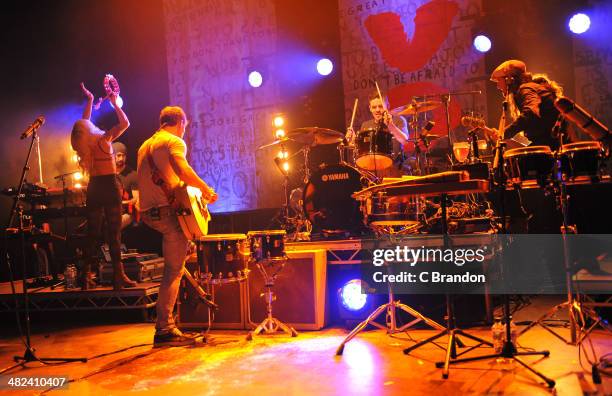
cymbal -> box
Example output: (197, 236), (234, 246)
(257, 138), (292, 150)
(287, 127), (344, 146)
(391, 100), (442, 116)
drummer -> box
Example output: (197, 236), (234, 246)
(346, 91), (414, 176)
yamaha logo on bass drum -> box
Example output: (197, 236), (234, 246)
(321, 172), (350, 182)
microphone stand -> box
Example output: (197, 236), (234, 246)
(2, 130), (86, 372)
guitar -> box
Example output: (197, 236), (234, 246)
(173, 182), (211, 240)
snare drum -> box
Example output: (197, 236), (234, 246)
(197, 234), (248, 283)
(504, 146), (554, 186)
(559, 141), (604, 180)
(355, 128), (393, 170)
(247, 230), (286, 262)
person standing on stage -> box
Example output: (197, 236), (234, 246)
(137, 106), (217, 347)
(112, 141), (139, 229)
(70, 83), (137, 290)
(489, 59), (564, 149)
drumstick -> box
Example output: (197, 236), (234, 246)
(374, 81), (388, 113)
(349, 98), (358, 130)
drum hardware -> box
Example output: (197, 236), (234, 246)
(390, 99), (442, 116)
(414, 90), (482, 167)
(406, 112), (555, 385)
(503, 146), (554, 188)
(303, 163), (374, 235)
(196, 234), (250, 285)
(518, 123), (605, 347)
(246, 230), (298, 340)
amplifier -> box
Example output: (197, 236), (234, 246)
(247, 249), (327, 330)
(177, 260), (249, 330)
(177, 249), (327, 331)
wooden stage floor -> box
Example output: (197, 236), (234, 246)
(0, 296), (609, 395)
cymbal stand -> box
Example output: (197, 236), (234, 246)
(425, 142), (554, 387)
(336, 245), (445, 355)
(2, 130), (86, 372)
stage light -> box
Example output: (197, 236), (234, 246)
(277, 149), (289, 159)
(473, 35), (492, 53)
(248, 71), (263, 88)
(74, 183), (82, 189)
(71, 154), (79, 163)
(339, 279), (368, 311)
(569, 13), (590, 34)
(273, 115), (285, 128)
(317, 58), (334, 76)
(275, 128), (286, 139)
(73, 171), (83, 181)
(282, 161), (290, 172)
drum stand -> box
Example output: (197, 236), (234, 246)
(246, 259), (298, 340)
(336, 266), (445, 355)
(404, 143), (554, 387)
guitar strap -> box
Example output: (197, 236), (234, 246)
(146, 136), (177, 206)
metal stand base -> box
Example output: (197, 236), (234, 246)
(247, 285), (297, 340)
(336, 294), (444, 356)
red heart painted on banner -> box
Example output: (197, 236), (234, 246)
(365, 0), (459, 72)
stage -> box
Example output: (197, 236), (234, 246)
(0, 295), (609, 395)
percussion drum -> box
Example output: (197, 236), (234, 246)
(504, 146), (554, 186)
(197, 234), (248, 284)
(355, 128), (393, 170)
(364, 193), (422, 228)
(247, 230), (287, 262)
(559, 141), (605, 180)
(303, 164), (371, 232)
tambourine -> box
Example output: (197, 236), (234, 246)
(94, 74), (121, 110)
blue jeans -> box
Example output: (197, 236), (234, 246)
(142, 208), (189, 334)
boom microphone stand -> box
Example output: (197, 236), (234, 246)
(3, 129), (86, 371)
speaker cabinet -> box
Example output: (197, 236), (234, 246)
(247, 249), (326, 330)
(177, 260), (249, 330)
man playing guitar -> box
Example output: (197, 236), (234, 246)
(137, 106), (217, 347)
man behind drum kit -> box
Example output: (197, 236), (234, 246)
(137, 106), (218, 347)
(346, 91), (408, 177)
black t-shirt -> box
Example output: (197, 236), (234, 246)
(117, 166), (138, 199)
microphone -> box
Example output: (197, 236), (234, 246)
(554, 97), (609, 141)
(20, 116), (45, 140)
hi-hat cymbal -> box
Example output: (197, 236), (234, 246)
(391, 100), (442, 116)
(288, 127), (344, 146)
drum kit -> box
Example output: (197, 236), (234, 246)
(257, 97), (461, 237)
(190, 229), (297, 339)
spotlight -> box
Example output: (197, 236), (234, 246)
(275, 128), (286, 139)
(74, 183), (82, 189)
(71, 154), (79, 163)
(277, 149), (289, 159)
(248, 71), (263, 88)
(317, 58), (334, 76)
(73, 171), (83, 181)
(273, 115), (285, 128)
(473, 35), (492, 53)
(282, 161), (290, 172)
(339, 279), (368, 311)
(569, 13), (590, 34)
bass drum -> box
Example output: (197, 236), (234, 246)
(303, 164), (371, 233)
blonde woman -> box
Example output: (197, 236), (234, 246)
(70, 83), (136, 290)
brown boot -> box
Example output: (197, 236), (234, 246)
(113, 262), (137, 290)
